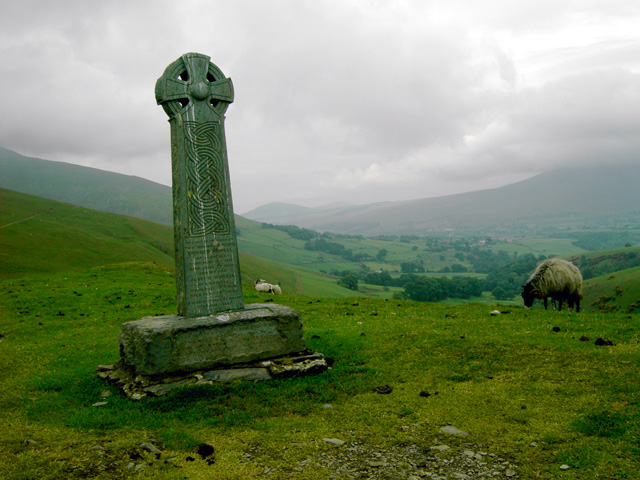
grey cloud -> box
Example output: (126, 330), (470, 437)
(0, 0), (639, 213)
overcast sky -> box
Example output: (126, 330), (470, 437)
(1, 1), (639, 213)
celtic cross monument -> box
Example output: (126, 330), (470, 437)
(155, 52), (242, 316)
(108, 54), (326, 394)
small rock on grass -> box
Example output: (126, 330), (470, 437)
(374, 385), (393, 394)
(322, 438), (345, 445)
(430, 445), (450, 452)
(440, 426), (470, 436)
(560, 464), (571, 470)
(140, 442), (160, 454)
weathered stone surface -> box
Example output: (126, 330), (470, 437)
(98, 352), (328, 399)
(440, 426), (470, 436)
(120, 303), (306, 376)
(143, 377), (200, 397)
(322, 438), (346, 445)
(203, 367), (271, 383)
(101, 54), (325, 391)
(430, 445), (450, 452)
(266, 358), (329, 379)
(156, 52), (242, 317)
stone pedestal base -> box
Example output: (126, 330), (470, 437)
(100, 303), (327, 399)
(98, 351), (328, 400)
(119, 303), (307, 376)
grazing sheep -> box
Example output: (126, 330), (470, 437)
(254, 279), (282, 295)
(521, 258), (583, 312)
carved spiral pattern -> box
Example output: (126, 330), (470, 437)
(183, 121), (230, 236)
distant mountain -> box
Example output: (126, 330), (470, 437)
(0, 146), (172, 225)
(242, 201), (357, 222)
(242, 202), (314, 222)
(3, 145), (639, 236)
(245, 164), (640, 236)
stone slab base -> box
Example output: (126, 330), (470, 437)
(119, 303), (307, 376)
(97, 351), (328, 400)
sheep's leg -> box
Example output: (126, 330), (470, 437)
(557, 299), (563, 311)
(544, 297), (548, 310)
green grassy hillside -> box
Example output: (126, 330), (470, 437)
(583, 266), (640, 314)
(4, 186), (639, 308)
(0, 188), (357, 298)
(0, 188), (175, 278)
(568, 246), (640, 280)
(1, 263), (639, 479)
(0, 146), (173, 225)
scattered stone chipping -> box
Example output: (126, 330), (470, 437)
(243, 433), (519, 479)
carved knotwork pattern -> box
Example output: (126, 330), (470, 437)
(183, 121), (230, 237)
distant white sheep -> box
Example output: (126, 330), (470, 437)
(255, 279), (282, 295)
(521, 258), (583, 312)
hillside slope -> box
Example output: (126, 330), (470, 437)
(0, 188), (357, 297)
(583, 266), (640, 314)
(0, 188), (175, 278)
(244, 164), (640, 236)
(0, 146), (172, 225)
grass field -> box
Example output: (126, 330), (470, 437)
(583, 266), (640, 314)
(0, 189), (175, 278)
(1, 262), (639, 479)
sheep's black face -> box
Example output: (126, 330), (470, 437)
(521, 285), (535, 308)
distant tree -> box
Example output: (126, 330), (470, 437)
(338, 272), (359, 291)
(451, 264), (468, 273)
(364, 271), (392, 286)
(376, 249), (388, 261)
(401, 262), (421, 273)
(405, 277), (444, 302)
(492, 286), (512, 300)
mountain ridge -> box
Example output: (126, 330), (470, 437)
(0, 146), (172, 225)
(3, 145), (639, 236)
(243, 164), (640, 235)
